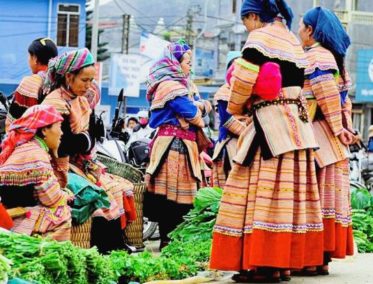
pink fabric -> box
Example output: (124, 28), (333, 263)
(225, 64), (235, 86)
(0, 105), (63, 165)
(254, 62), (282, 101)
(158, 124), (196, 141)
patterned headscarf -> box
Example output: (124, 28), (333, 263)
(43, 48), (95, 95)
(0, 105), (63, 165)
(241, 0), (294, 29)
(146, 42), (190, 102)
(303, 7), (350, 57)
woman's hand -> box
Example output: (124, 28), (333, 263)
(338, 128), (355, 145)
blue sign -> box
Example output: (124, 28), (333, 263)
(356, 49), (373, 102)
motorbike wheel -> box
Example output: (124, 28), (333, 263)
(143, 217), (158, 241)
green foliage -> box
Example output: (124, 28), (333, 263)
(351, 184), (373, 252)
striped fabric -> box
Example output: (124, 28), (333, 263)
(146, 138), (199, 205)
(317, 159), (354, 258)
(342, 97), (354, 132)
(211, 148), (323, 270)
(43, 87), (91, 134)
(0, 140), (53, 186)
(147, 136), (202, 185)
(212, 159), (226, 188)
(309, 72), (343, 136)
(304, 43), (354, 259)
(93, 173), (133, 221)
(227, 58), (259, 115)
(213, 84), (230, 104)
(0, 140), (71, 241)
(210, 20), (324, 272)
(303, 45), (350, 167)
(212, 137), (238, 189)
(150, 81), (188, 110)
(243, 23), (308, 69)
(16, 73), (44, 100)
(223, 116), (246, 136)
(305, 44), (338, 75)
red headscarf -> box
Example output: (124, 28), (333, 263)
(0, 105), (63, 165)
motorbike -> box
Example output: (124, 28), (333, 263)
(95, 90), (158, 242)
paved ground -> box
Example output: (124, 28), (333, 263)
(144, 240), (373, 283)
(208, 254), (373, 283)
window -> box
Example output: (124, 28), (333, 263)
(57, 4), (80, 47)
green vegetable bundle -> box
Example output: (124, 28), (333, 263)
(169, 187), (222, 242)
(351, 185), (373, 253)
(0, 253), (12, 283)
(1, 187), (223, 283)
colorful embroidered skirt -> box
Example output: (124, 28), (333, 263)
(146, 138), (198, 205)
(317, 159), (354, 258)
(210, 148), (324, 271)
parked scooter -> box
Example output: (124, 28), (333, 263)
(94, 90), (158, 241)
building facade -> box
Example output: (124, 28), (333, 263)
(0, 0), (87, 95)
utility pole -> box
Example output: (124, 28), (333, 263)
(91, 0), (100, 61)
(121, 14), (130, 117)
(122, 14), (130, 54)
(185, 8), (193, 45)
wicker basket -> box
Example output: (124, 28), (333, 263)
(71, 217), (92, 249)
(96, 154), (146, 249)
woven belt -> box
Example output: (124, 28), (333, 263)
(247, 97), (309, 123)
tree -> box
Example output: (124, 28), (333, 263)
(85, 9), (110, 62)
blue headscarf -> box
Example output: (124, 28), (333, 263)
(303, 7), (350, 57)
(225, 51), (241, 70)
(241, 0), (294, 29)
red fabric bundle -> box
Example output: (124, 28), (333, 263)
(120, 195), (137, 229)
(254, 62), (282, 101)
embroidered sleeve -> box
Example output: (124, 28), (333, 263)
(223, 116), (246, 136)
(342, 96), (354, 133)
(309, 68), (343, 136)
(227, 58), (260, 115)
(34, 176), (67, 207)
(169, 96), (204, 128)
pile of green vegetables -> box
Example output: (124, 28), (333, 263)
(351, 183), (373, 252)
(0, 253), (11, 283)
(0, 187), (222, 283)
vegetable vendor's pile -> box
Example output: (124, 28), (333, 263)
(351, 184), (373, 252)
(0, 187), (222, 283)
(0, 254), (11, 283)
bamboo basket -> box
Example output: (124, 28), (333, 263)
(71, 217), (92, 249)
(96, 154), (146, 249)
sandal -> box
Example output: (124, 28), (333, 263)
(280, 269), (291, 281)
(232, 269), (281, 283)
(317, 265), (329, 275)
(291, 266), (318, 277)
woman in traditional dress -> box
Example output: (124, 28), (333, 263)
(209, 0), (324, 282)
(42, 48), (133, 253)
(212, 51), (250, 188)
(0, 105), (71, 241)
(144, 42), (206, 250)
(6, 38), (58, 128)
(298, 7), (355, 275)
